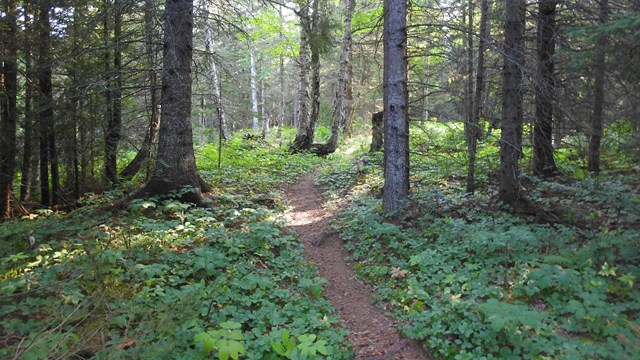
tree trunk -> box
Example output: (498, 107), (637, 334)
(292, 2), (311, 150)
(0, 0), (18, 219)
(467, 0), (490, 193)
(250, 45), (259, 133)
(532, 0), (559, 177)
(70, 6), (82, 201)
(343, 58), (354, 137)
(498, 0), (525, 207)
(120, 0), (161, 180)
(102, 0), (114, 186)
(105, 0), (123, 186)
(422, 43), (430, 123)
(210, 58), (227, 141)
(326, 0), (355, 153)
(199, 96), (206, 145)
(464, 0), (475, 193)
(135, 0), (209, 203)
(382, 0), (409, 213)
(370, 111), (384, 153)
(278, 51), (284, 140)
(261, 78), (268, 136)
(204, 19), (228, 141)
(588, 0), (608, 173)
(306, 46), (321, 147)
(20, 2), (35, 202)
(304, 0), (321, 149)
(48, 98), (61, 205)
(277, 5), (285, 140)
(38, 1), (52, 206)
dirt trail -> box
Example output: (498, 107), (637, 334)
(283, 170), (429, 360)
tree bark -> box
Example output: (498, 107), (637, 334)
(343, 57), (354, 137)
(277, 5), (285, 140)
(370, 111), (384, 153)
(204, 18), (227, 141)
(199, 96), (206, 145)
(498, 0), (525, 206)
(135, 0), (209, 203)
(250, 44), (259, 133)
(105, 0), (123, 186)
(20, 1), (35, 202)
(533, 0), (559, 177)
(467, 0), (490, 193)
(278, 51), (285, 140)
(305, 0), (321, 149)
(588, 0), (608, 173)
(292, 2), (311, 150)
(382, 0), (409, 213)
(102, 0), (114, 185)
(0, 0), (18, 219)
(422, 43), (430, 123)
(261, 78), (268, 136)
(210, 58), (227, 141)
(38, 1), (53, 206)
(306, 47), (320, 147)
(464, 0), (475, 193)
(326, 0), (355, 153)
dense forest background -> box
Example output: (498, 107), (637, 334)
(1, 0), (638, 212)
(1, 0), (639, 359)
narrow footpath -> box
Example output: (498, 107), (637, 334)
(283, 170), (429, 360)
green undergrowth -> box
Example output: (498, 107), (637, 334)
(0, 133), (350, 359)
(319, 124), (640, 359)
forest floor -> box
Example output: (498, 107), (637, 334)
(283, 170), (430, 360)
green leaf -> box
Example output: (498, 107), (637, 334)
(220, 321), (242, 330)
(194, 331), (217, 353)
(316, 340), (328, 355)
(225, 330), (244, 341)
(219, 346), (230, 360)
(272, 341), (286, 356)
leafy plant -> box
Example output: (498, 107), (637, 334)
(271, 330), (297, 358)
(195, 321), (246, 360)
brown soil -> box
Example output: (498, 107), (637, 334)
(283, 170), (430, 360)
